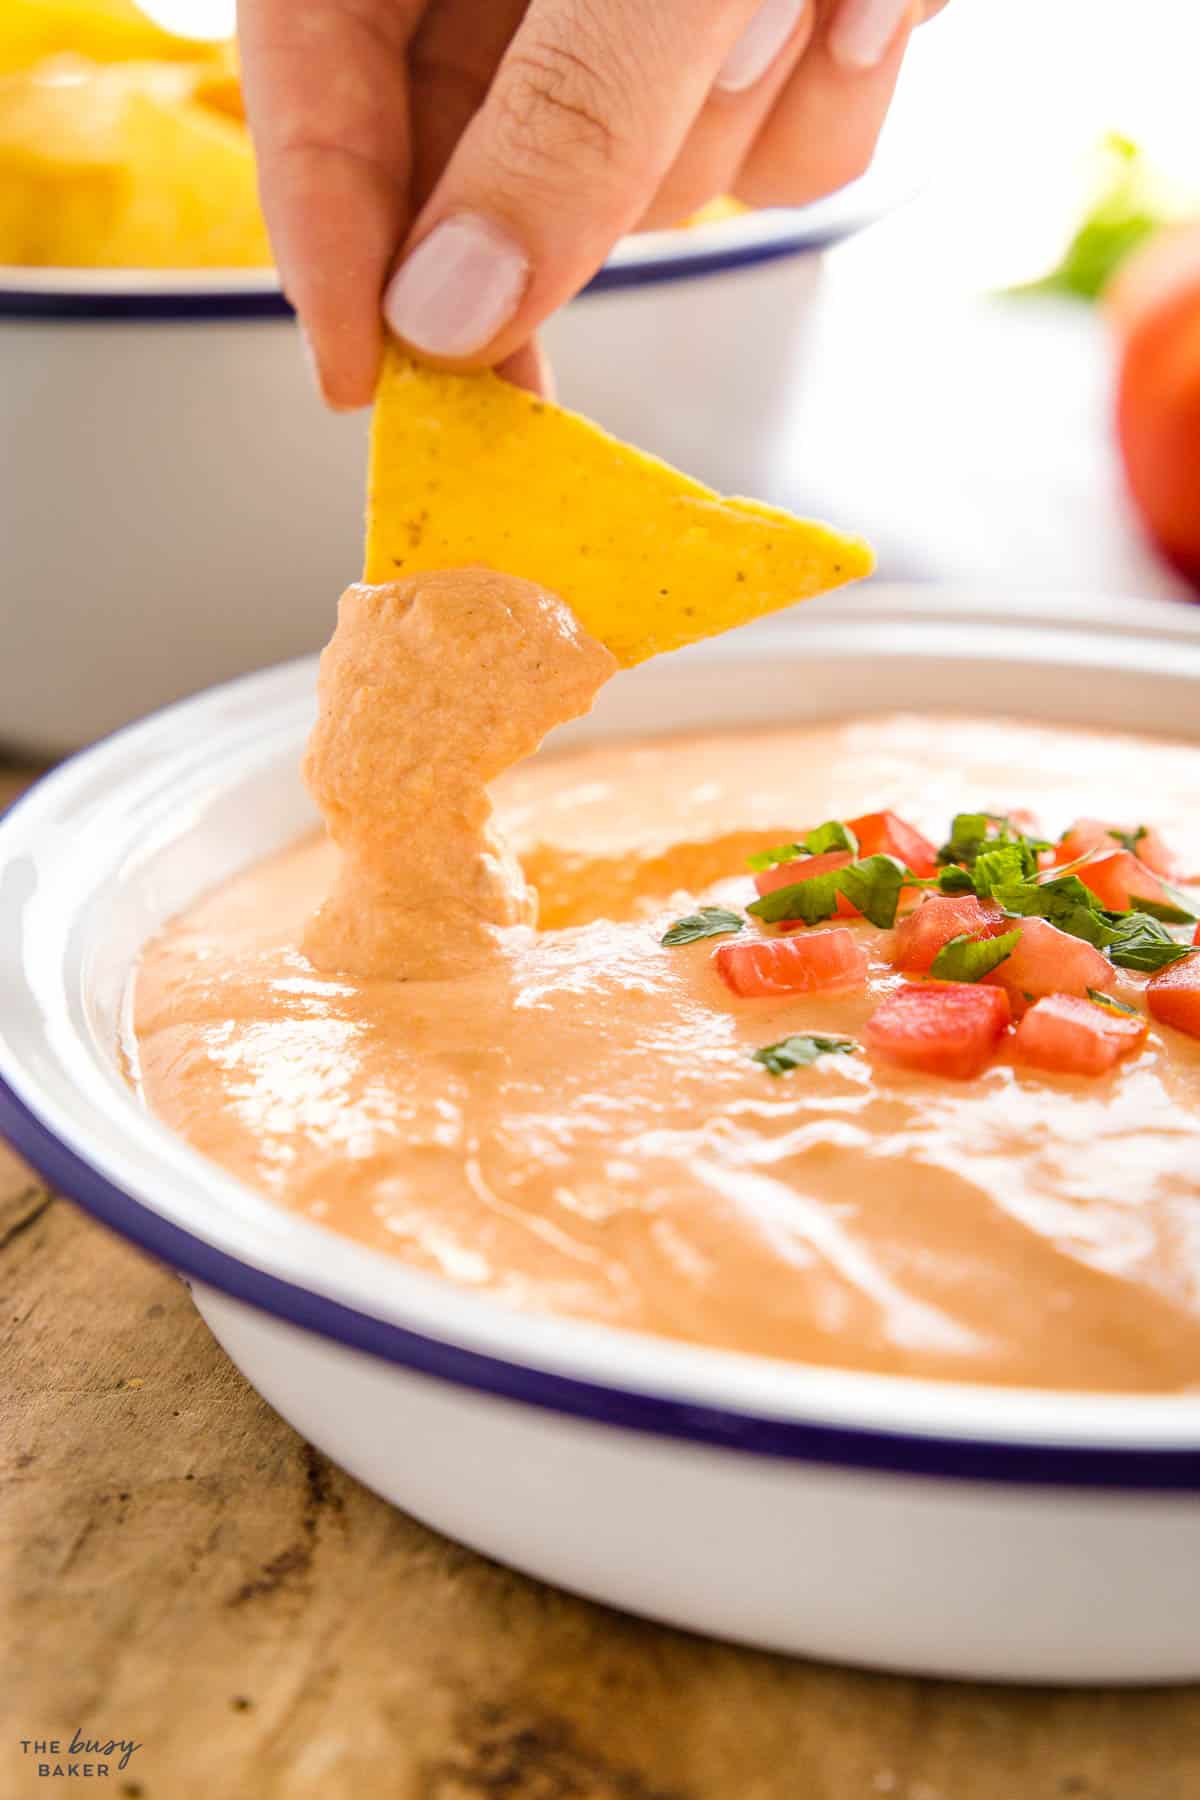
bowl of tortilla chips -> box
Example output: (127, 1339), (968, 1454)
(0, 2), (902, 755)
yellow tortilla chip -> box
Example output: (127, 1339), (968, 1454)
(0, 0), (220, 72)
(0, 60), (269, 266)
(366, 352), (872, 666)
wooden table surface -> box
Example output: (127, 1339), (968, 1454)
(4, 762), (1200, 1800)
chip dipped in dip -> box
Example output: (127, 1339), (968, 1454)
(131, 568), (1200, 1397)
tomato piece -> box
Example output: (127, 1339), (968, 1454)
(846, 811), (939, 879)
(715, 928), (868, 998)
(1194, 922), (1200, 947)
(865, 982), (1011, 1080)
(1055, 818), (1178, 877)
(1111, 228), (1200, 588)
(1076, 849), (1170, 912)
(1147, 952), (1200, 1039)
(889, 894), (1007, 974)
(1014, 994), (1148, 1077)
(753, 849), (852, 898)
(983, 916), (1113, 1016)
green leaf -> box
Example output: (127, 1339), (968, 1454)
(930, 928), (1022, 983)
(934, 865), (976, 896)
(938, 812), (995, 868)
(661, 906), (744, 947)
(1113, 826), (1148, 856)
(752, 1034), (860, 1077)
(1087, 988), (1142, 1017)
(1005, 134), (1178, 304)
(748, 870), (843, 927)
(803, 820), (859, 858)
(837, 855), (910, 928)
(1106, 914), (1196, 973)
(992, 876), (1118, 949)
(748, 853), (912, 929)
(1137, 895), (1198, 926)
(746, 841), (804, 873)
(746, 819), (858, 871)
(973, 843), (1036, 897)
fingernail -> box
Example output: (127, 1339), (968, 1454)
(715, 0), (808, 94)
(383, 213), (529, 357)
(828, 0), (913, 70)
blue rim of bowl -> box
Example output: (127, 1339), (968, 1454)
(2, 1060), (1199, 1491)
(0, 194), (887, 321)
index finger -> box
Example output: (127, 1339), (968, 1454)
(238, 0), (423, 408)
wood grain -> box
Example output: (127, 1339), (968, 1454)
(3, 762), (1200, 1798)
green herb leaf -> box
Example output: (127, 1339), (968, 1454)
(938, 812), (996, 868)
(837, 854), (911, 928)
(748, 870), (843, 927)
(973, 843), (1037, 897)
(1105, 914), (1196, 973)
(803, 820), (859, 858)
(748, 852), (911, 930)
(1113, 826), (1148, 856)
(752, 1034), (860, 1077)
(930, 928), (1022, 983)
(1136, 895), (1198, 926)
(661, 906), (744, 947)
(746, 841), (804, 873)
(1006, 134), (1179, 304)
(1087, 988), (1142, 1017)
(746, 819), (858, 871)
(934, 865), (977, 896)
(992, 875), (1118, 949)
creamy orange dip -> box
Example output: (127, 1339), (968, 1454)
(133, 573), (1200, 1393)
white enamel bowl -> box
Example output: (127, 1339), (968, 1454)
(3, 585), (1200, 1684)
(0, 182), (903, 758)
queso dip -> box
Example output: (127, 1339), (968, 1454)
(132, 572), (1200, 1393)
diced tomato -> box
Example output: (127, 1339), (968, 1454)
(1194, 921), (1200, 946)
(983, 916), (1112, 1016)
(1014, 994), (1148, 1077)
(1076, 849), (1170, 913)
(865, 982), (1011, 1080)
(889, 894), (1007, 974)
(715, 927), (868, 998)
(846, 811), (939, 879)
(1147, 951), (1200, 1039)
(1055, 819), (1178, 878)
(753, 849), (852, 898)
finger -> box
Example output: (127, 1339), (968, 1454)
(406, 0), (527, 212)
(381, 0), (771, 370)
(827, 0), (920, 71)
(238, 0), (423, 409)
(497, 337), (556, 399)
(736, 1), (917, 208)
(639, 0), (815, 231)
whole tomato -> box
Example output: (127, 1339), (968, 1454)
(1107, 224), (1200, 591)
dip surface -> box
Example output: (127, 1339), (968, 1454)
(133, 689), (1200, 1393)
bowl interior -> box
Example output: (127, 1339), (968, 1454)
(4, 583), (1200, 1450)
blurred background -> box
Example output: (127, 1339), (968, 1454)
(1, 0), (1198, 752)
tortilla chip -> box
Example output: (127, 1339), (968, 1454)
(0, 61), (269, 265)
(365, 351), (873, 667)
(0, 0), (219, 72)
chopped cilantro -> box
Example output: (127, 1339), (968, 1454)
(661, 906), (744, 947)
(930, 929), (1022, 983)
(1105, 915), (1196, 972)
(748, 853), (911, 930)
(1137, 894), (1197, 926)
(746, 819), (858, 871)
(752, 1034), (860, 1076)
(1113, 826), (1149, 856)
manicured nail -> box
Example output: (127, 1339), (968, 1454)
(715, 0), (808, 93)
(383, 214), (529, 357)
(828, 0), (913, 70)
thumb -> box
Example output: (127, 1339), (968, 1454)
(382, 0), (766, 368)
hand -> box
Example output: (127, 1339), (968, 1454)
(239, 0), (948, 406)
